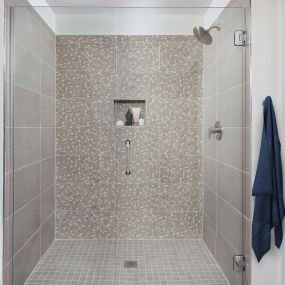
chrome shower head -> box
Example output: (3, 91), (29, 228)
(193, 24), (220, 45)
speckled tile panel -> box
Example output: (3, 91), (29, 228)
(56, 35), (203, 239)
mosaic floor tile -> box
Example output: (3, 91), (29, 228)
(25, 239), (229, 285)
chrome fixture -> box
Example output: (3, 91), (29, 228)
(193, 24), (220, 45)
(234, 30), (247, 46)
(125, 140), (131, 175)
(208, 121), (223, 140)
(233, 255), (246, 272)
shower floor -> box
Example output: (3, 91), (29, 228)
(25, 239), (229, 285)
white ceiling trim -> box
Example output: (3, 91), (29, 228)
(28, 0), (56, 32)
(46, 0), (214, 8)
(204, 0), (230, 28)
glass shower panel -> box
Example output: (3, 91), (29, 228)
(11, 7), (118, 285)
(8, 4), (249, 285)
(114, 6), (248, 285)
(203, 7), (247, 285)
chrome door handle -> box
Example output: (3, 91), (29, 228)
(125, 140), (131, 175)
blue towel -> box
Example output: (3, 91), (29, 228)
(252, 96), (285, 262)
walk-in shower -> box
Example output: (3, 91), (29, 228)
(3, 1), (251, 285)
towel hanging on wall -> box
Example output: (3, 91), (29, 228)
(252, 96), (285, 262)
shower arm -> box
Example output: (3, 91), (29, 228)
(207, 25), (221, 32)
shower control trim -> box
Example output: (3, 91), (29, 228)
(125, 140), (131, 175)
(208, 121), (222, 140)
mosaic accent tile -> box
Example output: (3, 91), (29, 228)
(56, 35), (203, 239)
(160, 41), (200, 73)
(56, 96), (97, 128)
(56, 70), (93, 100)
(116, 72), (150, 99)
(116, 151), (160, 185)
(90, 72), (116, 101)
(56, 209), (100, 239)
(56, 42), (89, 71)
(160, 97), (201, 129)
(159, 126), (202, 158)
(88, 42), (116, 73)
(116, 184), (138, 211)
(100, 211), (116, 239)
(160, 154), (202, 184)
(116, 35), (160, 43)
(57, 126), (100, 156)
(116, 211), (145, 239)
(136, 183), (161, 212)
(100, 184), (117, 211)
(160, 182), (203, 212)
(100, 156), (117, 185)
(117, 42), (159, 74)
(56, 155), (100, 186)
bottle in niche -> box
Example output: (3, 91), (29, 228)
(125, 109), (133, 126)
(139, 110), (144, 126)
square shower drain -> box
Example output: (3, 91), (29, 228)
(124, 260), (138, 268)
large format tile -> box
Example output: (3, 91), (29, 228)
(14, 86), (40, 127)
(216, 127), (243, 170)
(14, 128), (41, 170)
(41, 127), (55, 159)
(41, 157), (55, 192)
(41, 185), (55, 223)
(41, 214), (55, 256)
(203, 214), (216, 257)
(41, 95), (55, 127)
(41, 63), (55, 98)
(43, 28), (56, 68)
(217, 47), (243, 93)
(217, 85), (243, 127)
(203, 156), (217, 192)
(217, 162), (242, 212)
(14, 197), (40, 253)
(14, 7), (42, 59)
(13, 230), (41, 285)
(217, 197), (243, 253)
(216, 232), (242, 285)
(14, 162), (41, 211)
(204, 185), (217, 224)
(203, 64), (217, 98)
(15, 44), (41, 93)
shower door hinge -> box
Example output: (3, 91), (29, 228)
(234, 30), (247, 47)
(233, 255), (246, 272)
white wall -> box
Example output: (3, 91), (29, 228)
(251, 0), (285, 284)
(56, 8), (205, 35)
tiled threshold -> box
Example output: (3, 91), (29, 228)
(24, 239), (229, 285)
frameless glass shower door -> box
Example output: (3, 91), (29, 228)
(203, 6), (250, 285)
(6, 3), (250, 285)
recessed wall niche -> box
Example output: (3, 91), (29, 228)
(113, 99), (146, 127)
